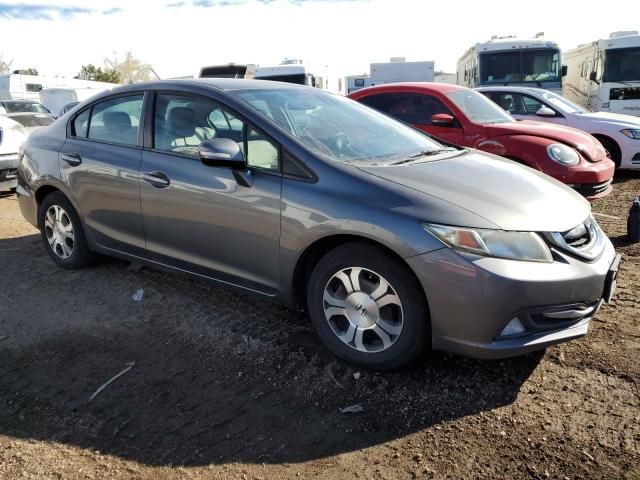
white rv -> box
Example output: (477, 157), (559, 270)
(346, 75), (373, 94)
(457, 36), (563, 92)
(563, 31), (640, 116)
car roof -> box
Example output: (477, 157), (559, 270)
(106, 78), (312, 95)
(350, 82), (467, 97)
(475, 86), (549, 95)
(0, 99), (42, 103)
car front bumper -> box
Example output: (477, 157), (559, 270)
(0, 153), (19, 190)
(406, 238), (617, 359)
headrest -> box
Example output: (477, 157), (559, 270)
(103, 111), (131, 133)
(167, 107), (196, 138)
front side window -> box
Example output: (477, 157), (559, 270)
(236, 88), (444, 164)
(25, 83), (43, 93)
(361, 93), (454, 125)
(154, 93), (280, 171)
(521, 95), (545, 114)
(446, 89), (514, 124)
(88, 95), (143, 146)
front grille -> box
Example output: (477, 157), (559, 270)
(572, 179), (612, 197)
(544, 216), (606, 262)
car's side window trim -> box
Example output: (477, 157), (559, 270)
(144, 89), (284, 176)
(66, 91), (147, 149)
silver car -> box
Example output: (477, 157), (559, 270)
(16, 79), (620, 369)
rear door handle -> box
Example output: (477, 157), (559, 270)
(141, 171), (171, 188)
(61, 153), (82, 166)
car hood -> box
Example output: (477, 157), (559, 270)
(485, 120), (606, 162)
(358, 150), (590, 232)
(578, 111), (640, 128)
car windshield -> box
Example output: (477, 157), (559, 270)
(604, 47), (640, 82)
(9, 113), (54, 128)
(536, 90), (588, 114)
(446, 89), (514, 124)
(236, 88), (444, 164)
(2, 101), (50, 114)
(480, 49), (561, 84)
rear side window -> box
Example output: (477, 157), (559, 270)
(359, 93), (452, 125)
(73, 109), (90, 137)
(87, 95), (143, 146)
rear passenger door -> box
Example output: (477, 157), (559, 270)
(138, 91), (282, 294)
(60, 92), (146, 251)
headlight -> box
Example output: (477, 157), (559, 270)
(546, 143), (579, 166)
(621, 129), (640, 140)
(423, 224), (553, 263)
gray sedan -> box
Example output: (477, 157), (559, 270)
(16, 79), (620, 369)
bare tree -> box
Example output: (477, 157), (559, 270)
(104, 51), (157, 84)
(0, 54), (13, 74)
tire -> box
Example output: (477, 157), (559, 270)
(307, 243), (429, 370)
(595, 136), (621, 169)
(38, 191), (94, 269)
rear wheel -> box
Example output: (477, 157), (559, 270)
(38, 192), (94, 269)
(307, 243), (428, 370)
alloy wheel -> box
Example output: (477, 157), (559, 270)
(323, 267), (404, 353)
(44, 205), (75, 259)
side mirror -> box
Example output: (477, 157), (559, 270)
(536, 106), (556, 117)
(431, 113), (455, 127)
(561, 65), (568, 77)
(199, 138), (245, 169)
(589, 71), (599, 84)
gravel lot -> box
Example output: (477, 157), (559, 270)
(0, 174), (638, 480)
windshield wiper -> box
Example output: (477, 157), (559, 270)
(388, 148), (458, 165)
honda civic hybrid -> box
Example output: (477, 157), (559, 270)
(16, 79), (620, 369)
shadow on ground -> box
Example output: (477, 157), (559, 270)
(0, 233), (542, 467)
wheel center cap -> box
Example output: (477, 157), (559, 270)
(344, 292), (379, 328)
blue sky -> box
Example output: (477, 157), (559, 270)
(0, 0), (636, 88)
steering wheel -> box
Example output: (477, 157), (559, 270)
(331, 132), (352, 151)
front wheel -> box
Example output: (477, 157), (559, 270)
(307, 243), (429, 370)
(38, 191), (94, 269)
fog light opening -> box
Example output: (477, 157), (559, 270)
(500, 317), (526, 337)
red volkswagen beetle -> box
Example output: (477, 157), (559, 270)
(348, 83), (615, 200)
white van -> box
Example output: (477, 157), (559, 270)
(563, 31), (640, 116)
(39, 88), (107, 116)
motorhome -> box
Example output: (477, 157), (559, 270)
(457, 35), (563, 92)
(563, 31), (640, 116)
(254, 60), (323, 88)
(344, 58), (435, 94)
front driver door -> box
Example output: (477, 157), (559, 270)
(139, 91), (282, 295)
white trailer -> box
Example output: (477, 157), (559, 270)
(0, 73), (117, 102)
(346, 74), (373, 94)
(563, 31), (640, 116)
(457, 35), (563, 92)
(370, 60), (434, 84)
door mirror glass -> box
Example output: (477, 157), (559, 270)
(199, 138), (245, 169)
(589, 71), (598, 83)
(431, 113), (455, 127)
(536, 106), (556, 117)
(561, 65), (568, 77)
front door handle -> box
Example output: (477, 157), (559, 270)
(61, 153), (82, 166)
(141, 171), (171, 188)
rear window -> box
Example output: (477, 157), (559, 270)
(2, 101), (50, 114)
(9, 114), (54, 128)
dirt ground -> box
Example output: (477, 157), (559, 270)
(0, 173), (639, 480)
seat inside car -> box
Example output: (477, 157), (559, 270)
(156, 106), (215, 155)
(103, 111), (137, 145)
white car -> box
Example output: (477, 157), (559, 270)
(478, 86), (640, 169)
(0, 115), (28, 190)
